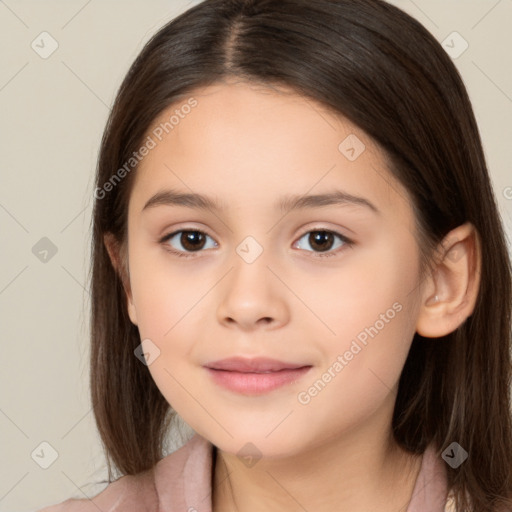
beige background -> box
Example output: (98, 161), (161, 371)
(0, 1), (511, 510)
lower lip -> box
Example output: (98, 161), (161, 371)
(205, 366), (312, 395)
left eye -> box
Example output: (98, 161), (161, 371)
(293, 230), (352, 257)
(160, 229), (353, 258)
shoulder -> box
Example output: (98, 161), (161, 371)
(407, 443), (450, 512)
(36, 434), (214, 512)
(36, 470), (156, 512)
(443, 490), (512, 512)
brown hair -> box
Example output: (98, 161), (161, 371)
(90, 0), (512, 509)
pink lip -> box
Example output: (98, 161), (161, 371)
(205, 356), (309, 372)
(204, 357), (312, 395)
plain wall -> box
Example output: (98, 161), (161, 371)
(0, 1), (511, 511)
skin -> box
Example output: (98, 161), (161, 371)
(105, 78), (481, 512)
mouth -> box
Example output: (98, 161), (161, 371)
(204, 357), (312, 395)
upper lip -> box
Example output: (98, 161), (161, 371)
(204, 357), (311, 373)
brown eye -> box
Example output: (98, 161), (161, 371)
(294, 229), (352, 257)
(161, 229), (217, 256)
(307, 231), (335, 252)
(180, 231), (207, 251)
(161, 227), (353, 259)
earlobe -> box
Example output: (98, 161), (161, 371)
(103, 232), (138, 326)
(415, 222), (481, 338)
(126, 300), (138, 326)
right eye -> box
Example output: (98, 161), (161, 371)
(160, 229), (218, 258)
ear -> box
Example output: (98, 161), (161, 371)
(415, 222), (481, 338)
(103, 232), (138, 326)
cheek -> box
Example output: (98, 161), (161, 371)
(127, 242), (224, 384)
(128, 238), (202, 337)
(310, 235), (421, 397)
(294, 284), (418, 448)
(315, 234), (420, 344)
(128, 250), (209, 407)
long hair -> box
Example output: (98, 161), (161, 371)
(89, 1), (512, 509)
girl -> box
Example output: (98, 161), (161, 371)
(39, 0), (512, 510)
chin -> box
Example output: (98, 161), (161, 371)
(202, 427), (305, 461)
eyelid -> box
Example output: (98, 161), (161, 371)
(292, 227), (354, 258)
(158, 225), (213, 244)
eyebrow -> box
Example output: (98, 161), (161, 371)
(142, 188), (379, 215)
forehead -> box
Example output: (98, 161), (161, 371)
(128, 80), (413, 223)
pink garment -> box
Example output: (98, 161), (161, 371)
(38, 434), (450, 512)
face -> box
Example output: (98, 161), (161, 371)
(122, 79), (425, 458)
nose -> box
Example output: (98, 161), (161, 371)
(215, 252), (290, 332)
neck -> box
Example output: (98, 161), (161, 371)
(212, 407), (423, 512)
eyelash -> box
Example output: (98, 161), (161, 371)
(159, 227), (354, 259)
